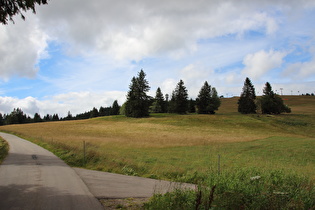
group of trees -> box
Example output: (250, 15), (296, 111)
(124, 70), (221, 118)
(0, 72), (293, 125)
(238, 77), (291, 114)
(0, 100), (121, 125)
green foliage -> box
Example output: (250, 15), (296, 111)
(5, 108), (30, 124)
(188, 98), (196, 113)
(145, 169), (315, 209)
(110, 100), (120, 115)
(33, 113), (42, 123)
(151, 87), (167, 113)
(125, 70), (151, 118)
(89, 107), (99, 118)
(0, 137), (9, 164)
(238, 77), (257, 114)
(196, 81), (221, 114)
(260, 82), (291, 114)
(1, 0), (48, 24)
(169, 80), (189, 114)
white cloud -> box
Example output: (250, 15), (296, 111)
(34, 0), (293, 62)
(0, 91), (126, 117)
(0, 14), (48, 79)
(242, 49), (287, 80)
(282, 59), (315, 80)
(1, 0), (314, 79)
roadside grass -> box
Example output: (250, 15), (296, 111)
(0, 137), (9, 164)
(145, 168), (315, 209)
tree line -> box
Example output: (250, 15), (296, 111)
(123, 70), (221, 118)
(0, 100), (121, 125)
(0, 70), (294, 125)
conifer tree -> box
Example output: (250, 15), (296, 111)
(188, 98), (196, 113)
(125, 69), (150, 118)
(260, 82), (291, 114)
(110, 100), (120, 115)
(151, 87), (166, 113)
(170, 79), (188, 114)
(196, 81), (221, 114)
(238, 77), (257, 114)
(209, 87), (221, 114)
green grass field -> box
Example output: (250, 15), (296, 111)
(0, 96), (314, 182)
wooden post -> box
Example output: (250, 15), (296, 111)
(218, 154), (221, 176)
(83, 141), (86, 166)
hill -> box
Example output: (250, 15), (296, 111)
(0, 96), (314, 181)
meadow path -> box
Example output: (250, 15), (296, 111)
(0, 132), (103, 210)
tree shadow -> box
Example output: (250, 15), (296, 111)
(1, 152), (68, 167)
(0, 184), (102, 210)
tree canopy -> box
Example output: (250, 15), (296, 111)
(1, 0), (48, 24)
(125, 69), (151, 118)
(151, 87), (167, 113)
(260, 82), (291, 114)
(238, 77), (257, 114)
(169, 79), (189, 114)
(196, 81), (221, 114)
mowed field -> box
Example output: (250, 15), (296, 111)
(1, 96), (314, 181)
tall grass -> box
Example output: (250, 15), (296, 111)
(145, 168), (315, 209)
(0, 137), (8, 164)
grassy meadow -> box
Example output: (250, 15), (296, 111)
(0, 96), (314, 182)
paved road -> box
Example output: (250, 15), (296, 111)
(75, 167), (195, 199)
(0, 132), (103, 210)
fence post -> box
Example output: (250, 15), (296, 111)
(218, 154), (221, 176)
(83, 141), (86, 166)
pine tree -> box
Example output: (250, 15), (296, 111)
(260, 82), (291, 114)
(188, 98), (196, 113)
(90, 107), (99, 118)
(238, 77), (257, 114)
(170, 79), (188, 114)
(151, 87), (166, 113)
(33, 113), (42, 122)
(125, 69), (150, 118)
(209, 87), (221, 114)
(110, 100), (120, 115)
(196, 82), (221, 114)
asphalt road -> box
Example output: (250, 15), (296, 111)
(75, 167), (195, 199)
(0, 132), (103, 210)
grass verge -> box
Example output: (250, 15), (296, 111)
(145, 168), (315, 209)
(0, 137), (9, 164)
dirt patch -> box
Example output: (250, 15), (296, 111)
(99, 198), (149, 209)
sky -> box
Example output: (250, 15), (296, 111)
(1, 0), (315, 117)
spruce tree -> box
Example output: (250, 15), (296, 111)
(188, 98), (196, 113)
(238, 77), (257, 114)
(125, 69), (150, 118)
(151, 87), (166, 113)
(110, 100), (120, 115)
(170, 79), (188, 114)
(260, 82), (291, 114)
(209, 87), (221, 114)
(196, 81), (221, 114)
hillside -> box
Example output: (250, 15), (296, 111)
(0, 96), (314, 180)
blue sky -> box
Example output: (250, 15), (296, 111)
(1, 0), (315, 117)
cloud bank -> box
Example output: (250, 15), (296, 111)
(0, 0), (315, 116)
